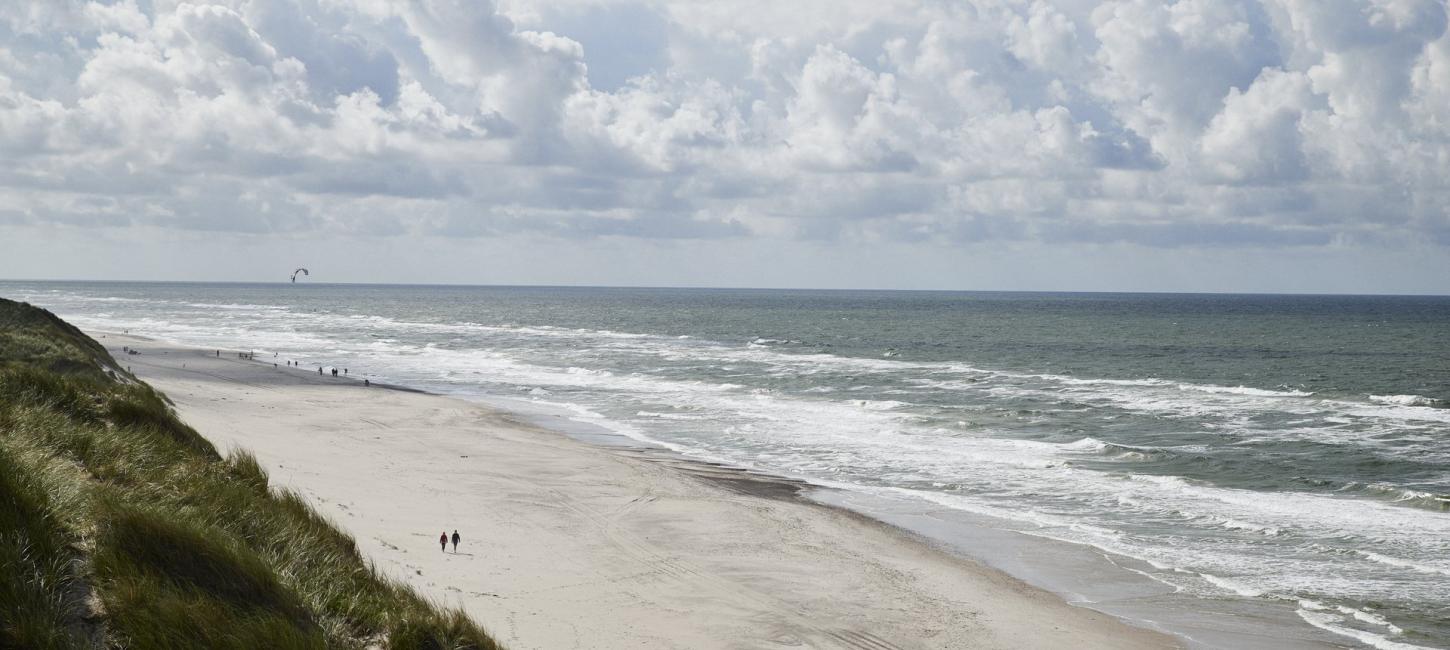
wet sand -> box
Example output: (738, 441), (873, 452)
(99, 332), (1178, 650)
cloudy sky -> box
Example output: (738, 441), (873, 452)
(2, 0), (1448, 292)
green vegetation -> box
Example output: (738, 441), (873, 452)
(0, 298), (500, 649)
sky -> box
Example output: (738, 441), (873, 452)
(1, 0), (1449, 293)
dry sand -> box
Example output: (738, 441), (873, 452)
(99, 332), (1178, 650)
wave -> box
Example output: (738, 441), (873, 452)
(1354, 484), (1450, 512)
(1217, 518), (1284, 536)
(748, 337), (803, 346)
(1198, 573), (1265, 597)
(850, 399), (909, 411)
(56, 294), (148, 303)
(1371, 394), (1444, 408)
(1356, 550), (1450, 577)
(1024, 373), (1314, 398)
(185, 302), (291, 311)
(1046, 376), (1174, 387)
(1296, 601), (1430, 650)
(635, 410), (710, 421)
(1176, 384), (1313, 397)
(1061, 437), (1109, 452)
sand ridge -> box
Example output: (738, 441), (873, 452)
(97, 332), (1177, 650)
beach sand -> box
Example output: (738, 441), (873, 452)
(98, 332), (1177, 650)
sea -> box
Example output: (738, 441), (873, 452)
(3, 281), (1446, 649)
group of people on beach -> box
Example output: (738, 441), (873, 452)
(441, 530), (462, 553)
(215, 349), (373, 386)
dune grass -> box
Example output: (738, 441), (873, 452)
(0, 298), (501, 649)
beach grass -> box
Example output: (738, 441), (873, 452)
(0, 298), (501, 649)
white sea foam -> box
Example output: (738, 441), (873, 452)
(61, 295), (148, 303)
(1296, 606), (1432, 650)
(1338, 606), (1405, 635)
(1061, 437), (1109, 452)
(1176, 384), (1313, 397)
(1218, 519), (1283, 536)
(185, 302), (290, 311)
(635, 411), (709, 421)
(1357, 550), (1450, 577)
(850, 399), (909, 411)
(1371, 394), (1443, 407)
(1198, 573), (1265, 597)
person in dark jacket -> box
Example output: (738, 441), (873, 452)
(451, 530), (460, 552)
(439, 532), (448, 552)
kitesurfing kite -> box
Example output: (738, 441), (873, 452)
(290, 268), (309, 283)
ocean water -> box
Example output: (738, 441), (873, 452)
(4, 281), (1447, 648)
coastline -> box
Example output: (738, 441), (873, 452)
(94, 330), (1178, 650)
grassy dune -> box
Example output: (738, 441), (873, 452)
(0, 298), (499, 649)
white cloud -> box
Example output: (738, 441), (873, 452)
(1200, 67), (1316, 183)
(0, 0), (1448, 285)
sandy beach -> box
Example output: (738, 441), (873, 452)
(97, 331), (1176, 650)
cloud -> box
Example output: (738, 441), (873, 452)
(0, 0), (1446, 254)
(1200, 67), (1316, 183)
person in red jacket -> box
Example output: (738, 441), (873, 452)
(439, 532), (448, 552)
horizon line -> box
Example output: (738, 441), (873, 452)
(3, 277), (1448, 298)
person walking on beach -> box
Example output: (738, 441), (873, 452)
(451, 530), (460, 553)
(439, 532), (448, 552)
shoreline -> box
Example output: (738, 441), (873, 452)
(93, 330), (1179, 649)
(488, 394), (1345, 650)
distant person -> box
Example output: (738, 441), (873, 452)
(451, 530), (460, 553)
(344, 368), (348, 375)
(318, 367), (323, 375)
(332, 368), (338, 377)
(216, 350), (219, 357)
(364, 379), (370, 387)
(440, 532), (448, 552)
